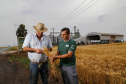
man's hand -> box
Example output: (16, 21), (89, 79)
(49, 56), (57, 61)
(48, 56), (53, 64)
(35, 49), (44, 54)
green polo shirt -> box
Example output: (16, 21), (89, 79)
(57, 39), (77, 66)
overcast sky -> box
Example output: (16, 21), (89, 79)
(0, 0), (126, 47)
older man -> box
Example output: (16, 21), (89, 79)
(22, 23), (52, 84)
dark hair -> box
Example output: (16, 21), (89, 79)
(61, 27), (70, 34)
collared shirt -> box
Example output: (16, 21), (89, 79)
(22, 33), (52, 62)
(57, 39), (77, 66)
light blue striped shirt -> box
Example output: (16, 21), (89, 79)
(22, 33), (52, 62)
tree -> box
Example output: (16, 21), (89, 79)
(16, 24), (27, 37)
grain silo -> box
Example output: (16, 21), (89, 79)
(48, 34), (56, 45)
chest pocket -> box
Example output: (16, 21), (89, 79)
(30, 38), (38, 48)
(42, 39), (48, 48)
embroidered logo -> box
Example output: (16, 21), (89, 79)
(65, 45), (69, 47)
(71, 45), (75, 49)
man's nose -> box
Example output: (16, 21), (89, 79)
(38, 32), (42, 34)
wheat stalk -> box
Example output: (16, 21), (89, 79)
(42, 47), (59, 80)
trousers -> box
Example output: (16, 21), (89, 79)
(60, 65), (78, 84)
(30, 61), (48, 84)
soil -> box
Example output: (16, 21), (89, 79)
(0, 51), (63, 84)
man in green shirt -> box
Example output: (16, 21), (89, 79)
(50, 28), (78, 84)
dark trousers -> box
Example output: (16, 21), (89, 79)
(30, 61), (48, 84)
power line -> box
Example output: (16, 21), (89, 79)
(50, 0), (83, 27)
(56, 0), (100, 28)
(58, 0), (94, 26)
(54, 0), (87, 28)
(71, 0), (100, 21)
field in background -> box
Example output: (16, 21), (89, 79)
(52, 42), (126, 84)
(7, 43), (126, 84)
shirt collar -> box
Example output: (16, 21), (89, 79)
(35, 33), (37, 37)
(64, 39), (71, 42)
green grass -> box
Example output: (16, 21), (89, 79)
(9, 55), (59, 70)
(15, 58), (30, 69)
(9, 55), (30, 70)
(9, 55), (16, 63)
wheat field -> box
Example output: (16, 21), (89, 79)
(50, 42), (126, 84)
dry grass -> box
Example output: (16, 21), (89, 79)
(42, 47), (61, 81)
(0, 47), (7, 49)
(51, 42), (126, 84)
(8, 46), (18, 50)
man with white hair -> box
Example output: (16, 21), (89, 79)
(22, 23), (52, 84)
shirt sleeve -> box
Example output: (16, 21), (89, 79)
(68, 41), (77, 53)
(22, 34), (31, 48)
(47, 37), (53, 48)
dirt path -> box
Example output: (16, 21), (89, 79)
(0, 54), (29, 84)
(0, 52), (62, 84)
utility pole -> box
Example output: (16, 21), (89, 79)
(74, 26), (76, 34)
(51, 28), (55, 45)
(74, 26), (76, 38)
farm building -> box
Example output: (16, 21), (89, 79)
(86, 32), (124, 44)
(74, 32), (124, 44)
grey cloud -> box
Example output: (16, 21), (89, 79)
(97, 14), (107, 22)
(21, 10), (33, 14)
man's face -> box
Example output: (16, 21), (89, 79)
(36, 31), (43, 37)
(61, 30), (70, 41)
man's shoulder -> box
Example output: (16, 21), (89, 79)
(25, 33), (35, 39)
(69, 39), (76, 46)
(69, 39), (76, 43)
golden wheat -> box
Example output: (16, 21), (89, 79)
(42, 47), (60, 80)
(51, 42), (126, 84)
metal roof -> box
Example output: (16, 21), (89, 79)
(86, 32), (124, 37)
(74, 36), (86, 42)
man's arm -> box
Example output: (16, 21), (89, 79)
(23, 47), (43, 54)
(51, 51), (73, 61)
(49, 51), (60, 63)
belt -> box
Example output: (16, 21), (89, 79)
(31, 60), (48, 68)
(30, 60), (43, 64)
(30, 60), (48, 64)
